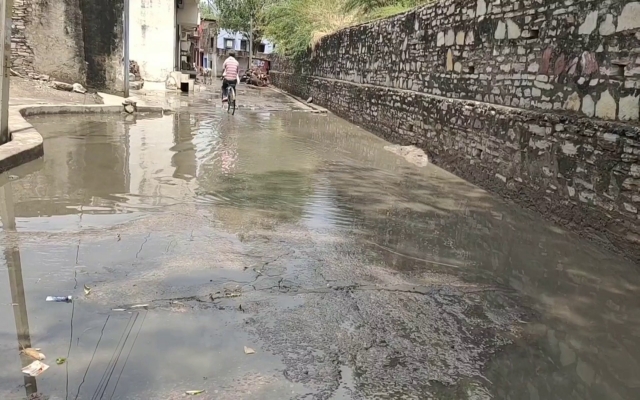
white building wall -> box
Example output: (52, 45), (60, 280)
(129, 0), (176, 82)
(217, 30), (274, 54)
(177, 0), (200, 26)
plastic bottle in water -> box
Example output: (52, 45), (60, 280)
(46, 296), (72, 302)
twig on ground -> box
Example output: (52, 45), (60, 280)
(10, 68), (24, 78)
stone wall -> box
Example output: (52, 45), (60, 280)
(79, 0), (125, 90)
(10, 0), (35, 76)
(271, 0), (640, 263)
(11, 0), (85, 83)
(11, 0), (125, 89)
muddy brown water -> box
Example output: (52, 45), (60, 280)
(0, 94), (639, 399)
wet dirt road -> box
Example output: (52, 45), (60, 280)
(0, 89), (639, 400)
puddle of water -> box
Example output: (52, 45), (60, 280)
(0, 97), (638, 399)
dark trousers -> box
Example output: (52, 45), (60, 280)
(222, 79), (237, 98)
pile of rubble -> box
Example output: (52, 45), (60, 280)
(10, 69), (88, 94)
(242, 67), (269, 87)
(129, 60), (144, 90)
(9, 59), (145, 93)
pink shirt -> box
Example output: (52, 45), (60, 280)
(223, 57), (239, 80)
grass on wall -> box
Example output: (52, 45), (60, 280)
(265, 0), (435, 58)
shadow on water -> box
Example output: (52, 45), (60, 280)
(0, 101), (638, 399)
(1, 171), (38, 398)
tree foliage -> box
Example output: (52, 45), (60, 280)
(345, 0), (432, 17)
(262, 0), (431, 58)
(216, 0), (271, 52)
(264, 0), (359, 57)
(200, 0), (217, 19)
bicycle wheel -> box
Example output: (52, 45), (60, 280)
(228, 87), (236, 115)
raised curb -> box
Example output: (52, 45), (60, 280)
(1, 104), (165, 174)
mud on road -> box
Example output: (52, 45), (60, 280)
(0, 89), (638, 400)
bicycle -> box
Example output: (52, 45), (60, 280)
(227, 84), (236, 115)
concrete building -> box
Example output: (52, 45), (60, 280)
(129, 0), (200, 83)
(217, 30), (274, 55)
(214, 30), (274, 76)
(10, 0), (274, 88)
(176, 0), (201, 73)
(10, 0), (202, 90)
(195, 18), (218, 74)
(129, 0), (176, 83)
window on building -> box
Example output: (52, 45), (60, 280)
(211, 37), (215, 48)
(225, 39), (234, 49)
(257, 43), (266, 53)
(240, 40), (248, 51)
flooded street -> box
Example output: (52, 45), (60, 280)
(0, 90), (639, 399)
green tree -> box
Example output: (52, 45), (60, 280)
(216, 0), (270, 54)
(200, 0), (217, 19)
(265, 0), (359, 57)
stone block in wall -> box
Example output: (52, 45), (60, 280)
(617, 2), (640, 32)
(595, 90), (616, 120)
(282, 0), (640, 123)
(619, 95), (640, 121)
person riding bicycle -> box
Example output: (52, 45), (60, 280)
(221, 52), (240, 102)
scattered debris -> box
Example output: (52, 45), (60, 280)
(123, 99), (138, 114)
(165, 75), (178, 90)
(45, 296), (72, 303)
(10, 68), (24, 78)
(72, 83), (87, 94)
(51, 81), (87, 94)
(22, 361), (49, 377)
(112, 303), (151, 311)
(55, 358), (66, 365)
(130, 81), (144, 90)
(244, 346), (255, 355)
(239, 304), (244, 312)
(117, 234), (121, 242)
(20, 348), (45, 361)
(185, 390), (205, 395)
(51, 81), (74, 91)
(9, 174), (18, 180)
(383, 145), (429, 167)
(307, 97), (313, 103)
(224, 282), (243, 293)
(130, 60), (142, 81)
(84, 284), (91, 295)
(241, 67), (270, 87)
